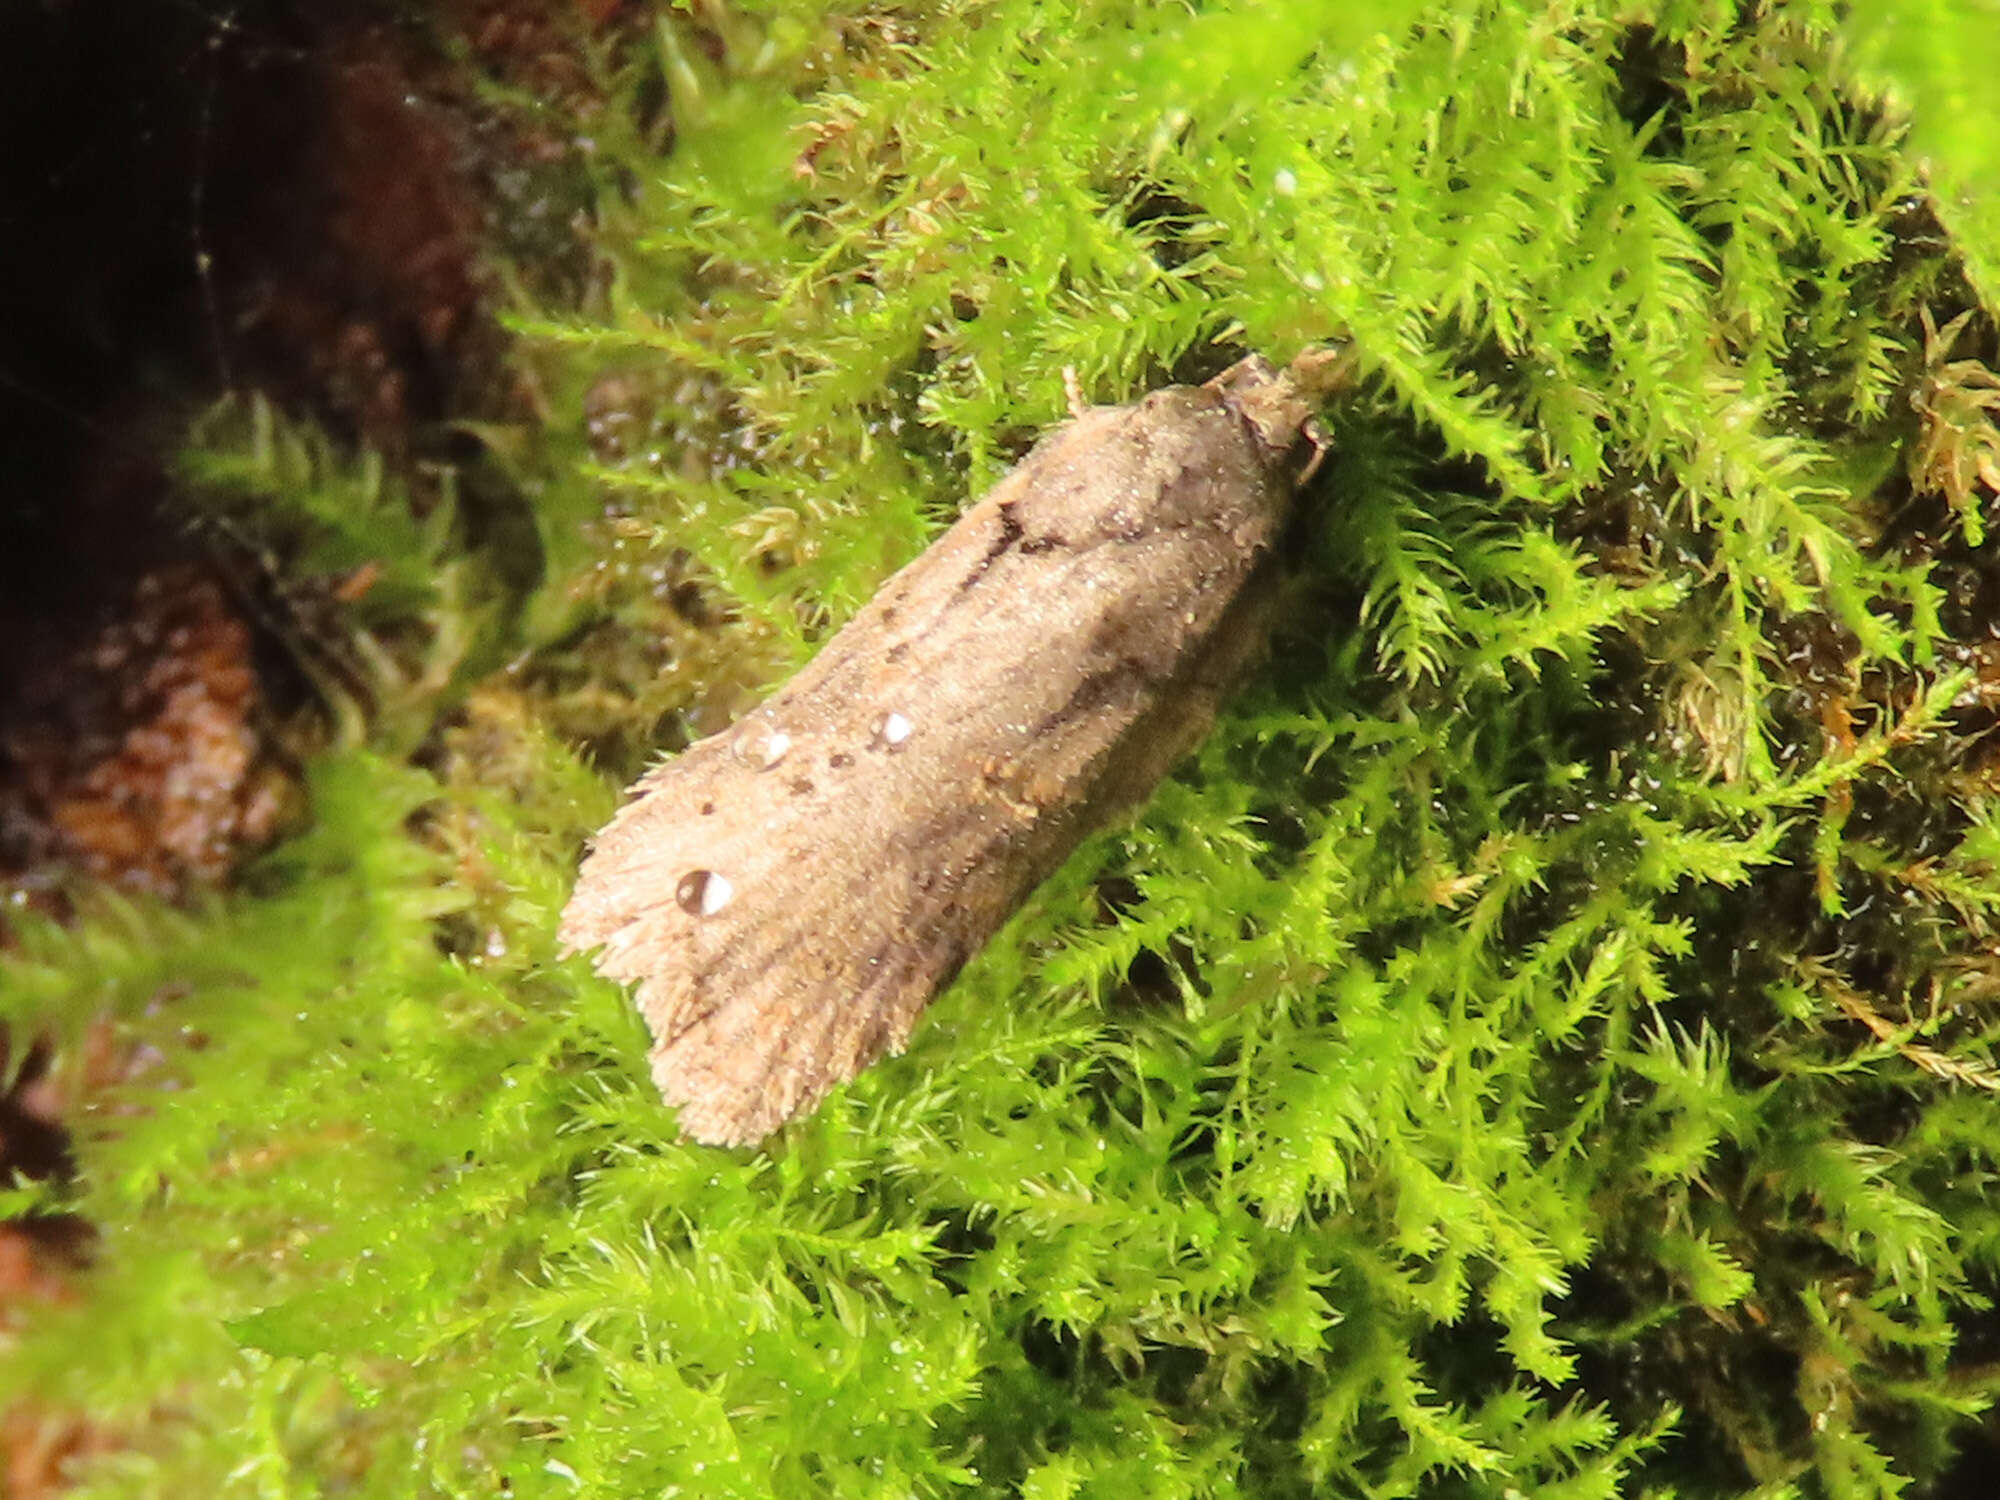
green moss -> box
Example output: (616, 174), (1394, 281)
(9, 1), (2000, 1495)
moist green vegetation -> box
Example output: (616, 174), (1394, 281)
(8, 1), (2000, 1494)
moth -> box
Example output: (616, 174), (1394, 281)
(562, 351), (1342, 1145)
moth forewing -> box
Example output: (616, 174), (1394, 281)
(561, 353), (1332, 1146)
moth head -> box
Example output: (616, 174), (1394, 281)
(1206, 343), (1354, 485)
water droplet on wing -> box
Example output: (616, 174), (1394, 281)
(676, 869), (734, 916)
(872, 711), (913, 749)
(733, 725), (792, 769)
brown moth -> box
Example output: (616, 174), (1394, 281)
(561, 352), (1340, 1145)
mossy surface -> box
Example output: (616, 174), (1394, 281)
(8, 2), (2000, 1495)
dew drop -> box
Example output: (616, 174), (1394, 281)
(872, 710), (913, 749)
(733, 725), (792, 769)
(676, 869), (734, 916)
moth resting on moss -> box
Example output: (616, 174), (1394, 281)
(562, 352), (1339, 1145)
